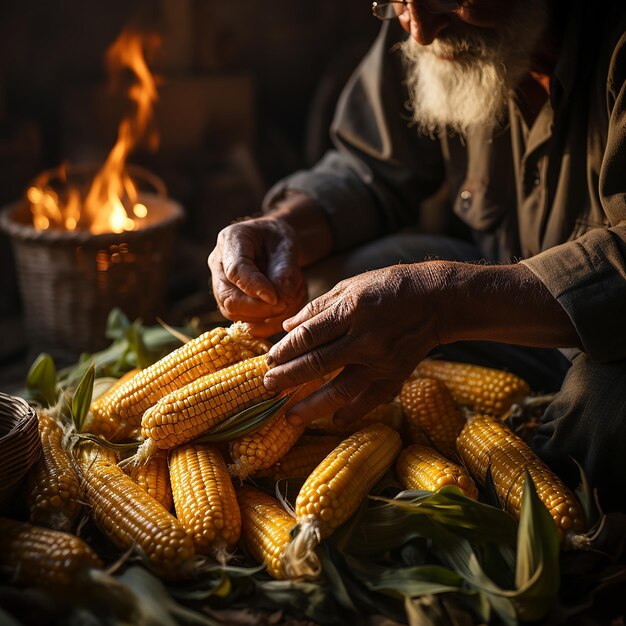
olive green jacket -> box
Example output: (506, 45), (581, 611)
(264, 2), (626, 363)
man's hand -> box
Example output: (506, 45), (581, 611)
(263, 264), (442, 426)
(208, 217), (307, 337)
(262, 259), (583, 428)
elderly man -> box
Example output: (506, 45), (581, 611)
(208, 0), (626, 512)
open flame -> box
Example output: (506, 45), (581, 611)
(28, 31), (160, 234)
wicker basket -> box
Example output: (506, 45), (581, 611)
(0, 164), (184, 359)
(0, 393), (41, 508)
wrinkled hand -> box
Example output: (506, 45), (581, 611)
(264, 264), (442, 426)
(208, 217), (307, 337)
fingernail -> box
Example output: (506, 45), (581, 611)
(264, 374), (276, 391)
(266, 354), (275, 368)
(256, 289), (277, 305)
(287, 414), (302, 427)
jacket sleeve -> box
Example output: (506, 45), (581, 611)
(263, 20), (445, 252)
(521, 30), (626, 363)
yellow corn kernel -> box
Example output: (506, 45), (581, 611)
(256, 435), (342, 482)
(139, 354), (273, 458)
(457, 415), (586, 535)
(88, 322), (267, 441)
(126, 449), (173, 512)
(0, 517), (102, 587)
(283, 424), (402, 579)
(238, 486), (296, 579)
(75, 444), (195, 579)
(396, 444), (478, 499)
(169, 444), (241, 559)
(229, 379), (323, 479)
(399, 377), (466, 460)
(26, 408), (82, 532)
(414, 360), (530, 416)
(296, 423), (402, 537)
(86, 368), (140, 440)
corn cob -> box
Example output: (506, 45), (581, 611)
(396, 444), (478, 499)
(457, 415), (586, 535)
(125, 449), (173, 511)
(256, 435), (342, 482)
(229, 379), (323, 479)
(0, 517), (102, 587)
(308, 401), (403, 435)
(26, 408), (81, 532)
(399, 377), (466, 460)
(414, 360), (530, 416)
(238, 486), (296, 579)
(138, 354), (274, 460)
(169, 444), (241, 559)
(86, 368), (140, 439)
(283, 424), (402, 579)
(75, 444), (195, 579)
(88, 322), (266, 441)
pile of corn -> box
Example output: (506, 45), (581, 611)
(1, 329), (587, 593)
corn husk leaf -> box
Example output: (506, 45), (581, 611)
(115, 567), (220, 626)
(74, 433), (141, 452)
(55, 309), (192, 388)
(572, 457), (599, 528)
(318, 542), (407, 624)
(346, 487), (518, 557)
(157, 316), (193, 344)
(25, 353), (58, 407)
(127, 322), (151, 370)
(344, 556), (464, 598)
(341, 487), (566, 624)
(72, 362), (95, 433)
(254, 578), (346, 625)
(512, 471), (560, 622)
(191, 393), (295, 444)
(404, 595), (481, 626)
(91, 377), (122, 403)
(105, 308), (132, 341)
(169, 564), (263, 602)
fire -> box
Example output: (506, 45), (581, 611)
(28, 31), (160, 234)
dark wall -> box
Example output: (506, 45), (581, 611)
(0, 0), (380, 321)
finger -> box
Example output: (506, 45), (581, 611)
(221, 236), (278, 305)
(215, 274), (288, 321)
(222, 285), (306, 337)
(332, 381), (401, 427)
(267, 238), (304, 301)
(269, 303), (348, 366)
(284, 367), (371, 427)
(282, 291), (334, 332)
(264, 334), (352, 394)
(246, 317), (290, 338)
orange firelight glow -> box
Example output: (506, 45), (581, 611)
(28, 31), (160, 234)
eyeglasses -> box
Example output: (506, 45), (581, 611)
(371, 0), (466, 20)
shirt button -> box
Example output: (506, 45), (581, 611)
(460, 190), (472, 213)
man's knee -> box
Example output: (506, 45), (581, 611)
(532, 353), (626, 513)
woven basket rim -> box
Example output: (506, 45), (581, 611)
(0, 392), (37, 438)
(0, 194), (184, 246)
(0, 393), (41, 503)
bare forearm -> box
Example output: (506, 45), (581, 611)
(264, 192), (333, 267)
(431, 261), (583, 349)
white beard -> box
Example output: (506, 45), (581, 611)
(399, 2), (548, 137)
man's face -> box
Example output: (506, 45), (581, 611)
(398, 0), (548, 136)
